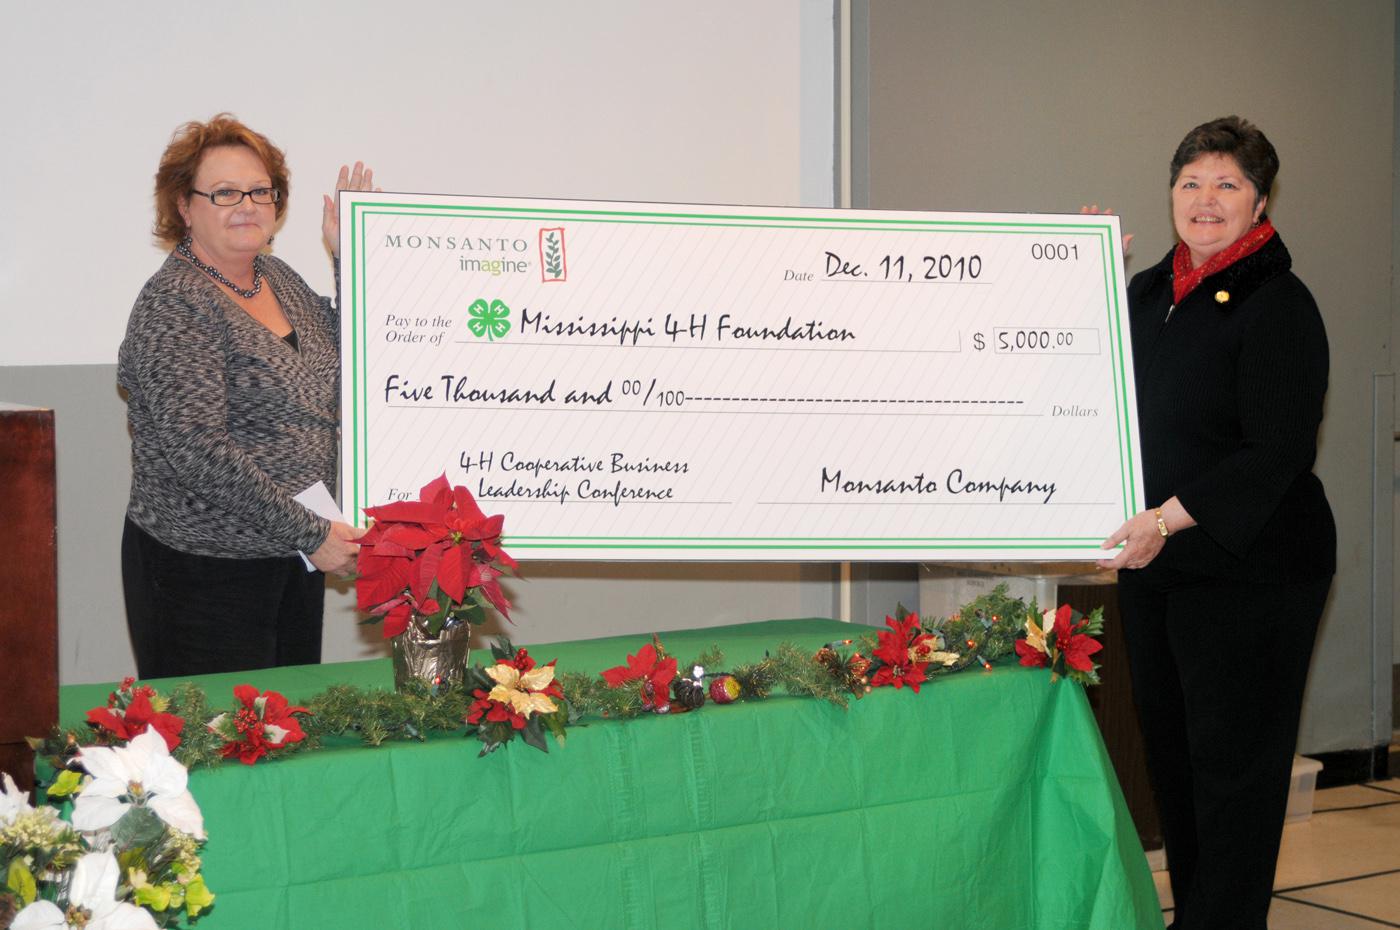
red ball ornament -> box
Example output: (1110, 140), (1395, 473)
(709, 675), (741, 704)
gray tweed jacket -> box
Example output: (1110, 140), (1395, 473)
(118, 252), (339, 558)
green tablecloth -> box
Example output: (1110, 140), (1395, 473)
(58, 619), (1162, 930)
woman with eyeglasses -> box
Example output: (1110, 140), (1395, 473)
(118, 114), (376, 677)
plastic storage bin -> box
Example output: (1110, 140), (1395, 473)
(1284, 755), (1323, 823)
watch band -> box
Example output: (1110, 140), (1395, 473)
(1154, 509), (1170, 538)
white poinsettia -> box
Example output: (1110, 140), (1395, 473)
(486, 662), (559, 718)
(1, 771), (34, 826)
(11, 851), (158, 929)
(71, 730), (205, 839)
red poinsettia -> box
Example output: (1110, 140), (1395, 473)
(356, 474), (517, 638)
(466, 693), (529, 730)
(1014, 636), (1050, 669)
(1016, 604), (1105, 682)
(208, 685), (309, 765)
(85, 678), (184, 751)
(869, 614), (934, 692)
(1050, 604), (1103, 672)
(601, 642), (678, 712)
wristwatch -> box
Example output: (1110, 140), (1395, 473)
(1154, 509), (1170, 538)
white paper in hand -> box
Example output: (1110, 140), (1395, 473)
(294, 481), (348, 572)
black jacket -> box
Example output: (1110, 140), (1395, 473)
(1126, 233), (1335, 582)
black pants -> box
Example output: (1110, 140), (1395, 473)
(1118, 570), (1330, 930)
(122, 518), (325, 678)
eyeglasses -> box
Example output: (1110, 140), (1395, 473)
(190, 187), (281, 207)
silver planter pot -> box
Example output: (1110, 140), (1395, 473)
(391, 617), (472, 691)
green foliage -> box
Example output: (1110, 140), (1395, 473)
(27, 585), (1100, 782)
(45, 770), (82, 799)
(730, 658), (779, 701)
(918, 586), (1025, 677)
(5, 860), (36, 906)
(303, 681), (473, 747)
(1079, 606), (1106, 637)
(684, 646), (725, 674)
(111, 807), (165, 850)
(540, 708), (569, 747)
(765, 643), (850, 707)
(557, 672), (645, 720)
(166, 681), (230, 770)
(928, 587), (1024, 664)
(518, 718), (549, 754)
(184, 874), (215, 917)
(865, 585), (1104, 689)
(134, 881), (172, 912)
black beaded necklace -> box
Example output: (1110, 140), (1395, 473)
(177, 237), (263, 299)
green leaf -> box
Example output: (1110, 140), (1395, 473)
(520, 717), (549, 753)
(490, 638), (516, 662)
(46, 769), (83, 798)
(541, 710), (568, 747)
(135, 882), (173, 912)
(111, 805), (165, 849)
(117, 848), (149, 875)
(6, 860), (36, 906)
(184, 875), (215, 917)
(31, 752), (58, 796)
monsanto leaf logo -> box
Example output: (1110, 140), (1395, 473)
(539, 227), (567, 282)
(466, 298), (511, 341)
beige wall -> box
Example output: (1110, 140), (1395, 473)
(860, 0), (1395, 754)
(0, 2), (842, 686)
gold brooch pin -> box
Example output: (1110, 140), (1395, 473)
(1215, 290), (1230, 304)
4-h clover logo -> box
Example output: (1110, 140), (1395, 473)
(467, 298), (511, 341)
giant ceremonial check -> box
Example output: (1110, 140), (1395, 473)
(339, 193), (1143, 560)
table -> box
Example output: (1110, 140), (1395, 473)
(58, 619), (1163, 929)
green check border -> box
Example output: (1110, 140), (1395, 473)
(345, 199), (1140, 553)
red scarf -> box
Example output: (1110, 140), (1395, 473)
(1172, 218), (1276, 305)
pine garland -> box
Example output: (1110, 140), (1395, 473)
(555, 672), (645, 720)
(161, 682), (230, 769)
(757, 643), (851, 706)
(730, 658), (780, 700)
(30, 586), (1096, 777)
(855, 587), (1027, 681)
(303, 681), (474, 746)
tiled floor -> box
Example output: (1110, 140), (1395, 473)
(1153, 778), (1400, 928)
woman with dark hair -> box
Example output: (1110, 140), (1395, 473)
(120, 114), (376, 677)
(1097, 116), (1334, 929)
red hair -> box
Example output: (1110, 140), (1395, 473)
(152, 113), (290, 247)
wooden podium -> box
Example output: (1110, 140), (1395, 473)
(0, 404), (58, 793)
